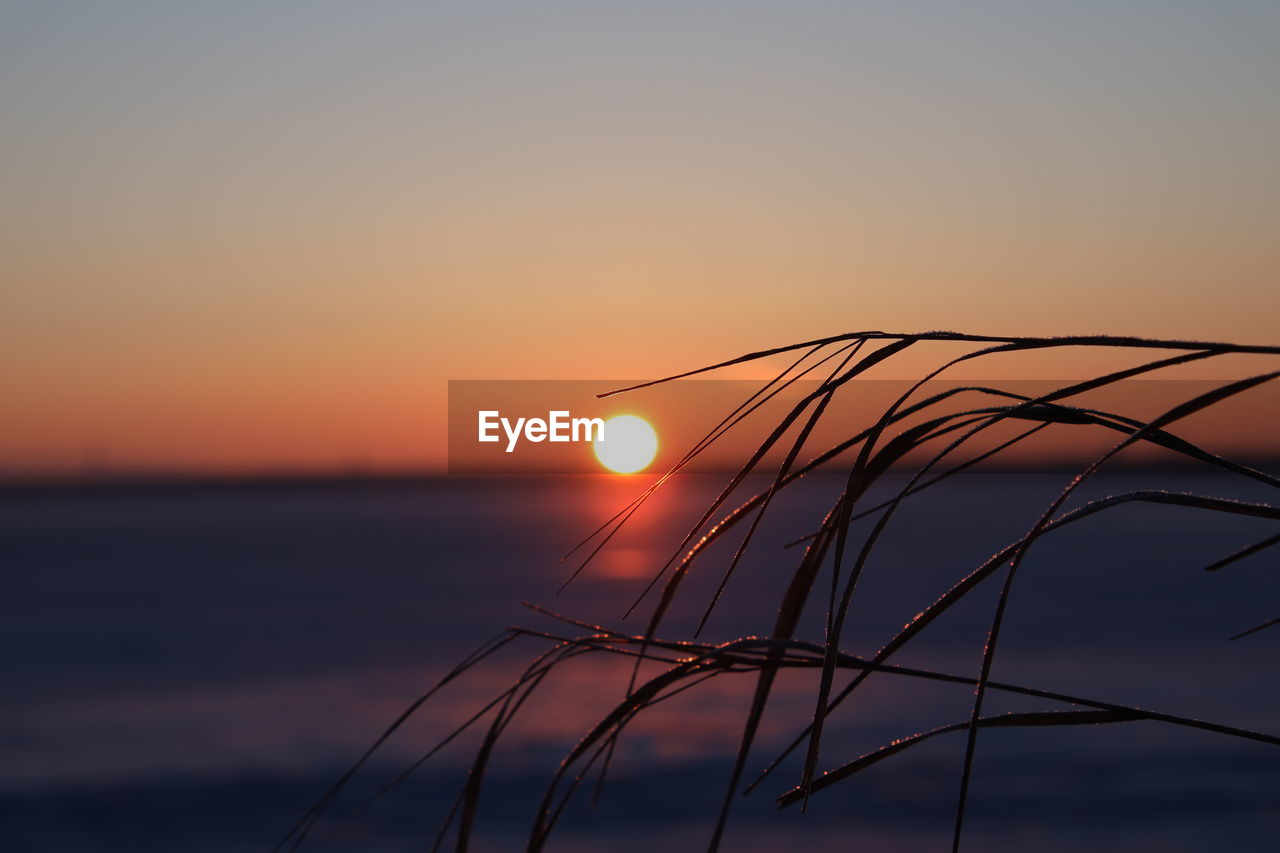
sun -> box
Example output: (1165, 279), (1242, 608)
(592, 415), (658, 474)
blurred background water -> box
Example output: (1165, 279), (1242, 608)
(2, 471), (1277, 852)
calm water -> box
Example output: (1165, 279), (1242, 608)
(2, 472), (1277, 852)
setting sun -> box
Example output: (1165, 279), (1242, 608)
(592, 415), (658, 474)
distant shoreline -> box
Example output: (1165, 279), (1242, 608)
(3, 458), (1276, 500)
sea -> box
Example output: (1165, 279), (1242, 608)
(3, 471), (1277, 852)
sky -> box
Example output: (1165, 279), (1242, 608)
(3, 2), (1278, 476)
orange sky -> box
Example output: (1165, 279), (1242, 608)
(3, 4), (1278, 477)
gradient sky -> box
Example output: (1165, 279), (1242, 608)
(3, 2), (1278, 475)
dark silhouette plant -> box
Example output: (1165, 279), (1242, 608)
(278, 331), (1280, 853)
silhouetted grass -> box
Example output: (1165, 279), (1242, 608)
(278, 331), (1280, 853)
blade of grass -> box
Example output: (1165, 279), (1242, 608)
(949, 371), (1279, 853)
(1204, 533), (1280, 572)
